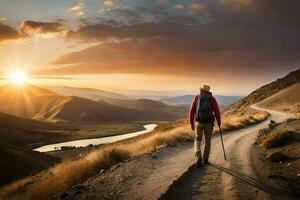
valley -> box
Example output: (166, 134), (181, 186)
(0, 69), (299, 200)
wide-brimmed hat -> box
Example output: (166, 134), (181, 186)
(200, 84), (210, 92)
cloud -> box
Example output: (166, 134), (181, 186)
(0, 23), (20, 42)
(67, 21), (190, 42)
(158, 0), (167, 5)
(174, 4), (184, 10)
(70, 3), (84, 16)
(104, 0), (114, 7)
(43, 1), (300, 77)
(43, 38), (298, 77)
(0, 17), (7, 22)
(189, 3), (205, 11)
(20, 20), (68, 37)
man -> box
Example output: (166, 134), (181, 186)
(189, 85), (221, 167)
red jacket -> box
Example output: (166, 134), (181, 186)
(189, 93), (221, 129)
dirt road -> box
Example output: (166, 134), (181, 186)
(160, 105), (296, 200)
(66, 105), (297, 200)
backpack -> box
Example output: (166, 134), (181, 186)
(196, 93), (214, 123)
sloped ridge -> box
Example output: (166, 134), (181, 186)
(258, 83), (300, 114)
(0, 84), (61, 118)
(223, 68), (300, 116)
(50, 96), (137, 122)
(45, 85), (127, 101)
(101, 97), (168, 111)
(0, 84), (181, 123)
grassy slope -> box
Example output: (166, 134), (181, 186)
(257, 118), (300, 195)
(0, 142), (59, 186)
(0, 112), (67, 146)
(0, 112), (64, 186)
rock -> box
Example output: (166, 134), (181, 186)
(151, 154), (158, 159)
(155, 144), (167, 151)
(74, 190), (83, 195)
(72, 184), (87, 191)
(60, 192), (68, 199)
(100, 169), (105, 173)
(268, 151), (288, 163)
(268, 120), (277, 129)
(258, 128), (270, 138)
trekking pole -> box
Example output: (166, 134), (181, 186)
(219, 126), (227, 161)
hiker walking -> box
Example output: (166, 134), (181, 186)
(189, 85), (221, 167)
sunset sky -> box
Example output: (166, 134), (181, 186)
(0, 0), (299, 95)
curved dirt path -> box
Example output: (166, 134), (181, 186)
(159, 105), (297, 200)
(65, 105), (296, 200)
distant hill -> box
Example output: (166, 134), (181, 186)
(44, 86), (127, 101)
(101, 98), (168, 111)
(39, 96), (179, 122)
(0, 84), (57, 117)
(161, 95), (243, 107)
(0, 111), (67, 146)
(100, 97), (188, 119)
(0, 84), (180, 123)
(223, 68), (300, 116)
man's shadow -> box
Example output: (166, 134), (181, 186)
(159, 164), (209, 200)
(159, 163), (298, 200)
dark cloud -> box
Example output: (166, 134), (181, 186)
(0, 23), (20, 42)
(217, 0), (300, 26)
(46, 0), (300, 76)
(67, 21), (191, 42)
(47, 36), (300, 77)
(20, 20), (67, 35)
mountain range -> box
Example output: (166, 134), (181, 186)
(161, 95), (244, 107)
(0, 85), (184, 123)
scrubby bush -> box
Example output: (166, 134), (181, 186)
(262, 130), (298, 148)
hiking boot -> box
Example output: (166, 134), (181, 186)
(196, 157), (203, 167)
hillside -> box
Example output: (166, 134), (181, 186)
(45, 86), (127, 101)
(0, 84), (57, 117)
(101, 97), (187, 119)
(42, 96), (177, 122)
(0, 84), (180, 123)
(223, 68), (300, 117)
(0, 112), (62, 185)
(0, 112), (66, 146)
(0, 142), (59, 186)
(258, 83), (300, 114)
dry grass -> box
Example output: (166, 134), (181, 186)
(0, 111), (268, 200)
(0, 125), (193, 200)
(262, 130), (299, 149)
(220, 112), (268, 132)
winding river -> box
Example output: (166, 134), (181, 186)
(34, 124), (157, 152)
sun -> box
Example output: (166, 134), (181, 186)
(9, 69), (28, 85)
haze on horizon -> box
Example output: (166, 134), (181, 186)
(0, 0), (299, 95)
